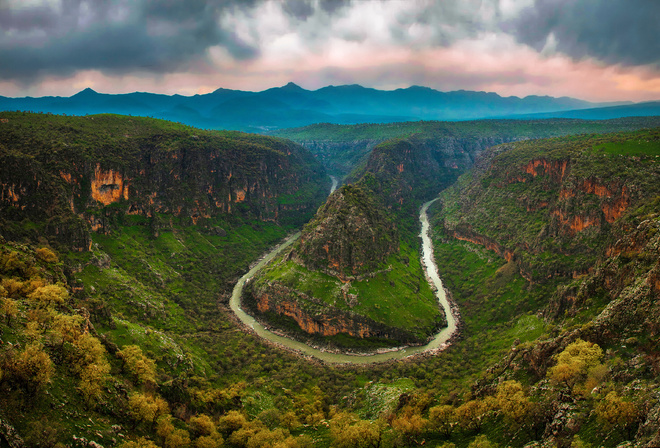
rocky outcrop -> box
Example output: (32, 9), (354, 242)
(90, 164), (129, 205)
(291, 185), (398, 277)
(435, 130), (660, 282)
(243, 281), (422, 344)
(547, 209), (660, 326)
(0, 114), (328, 250)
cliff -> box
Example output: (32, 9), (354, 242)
(242, 186), (444, 348)
(0, 112), (328, 251)
(434, 128), (660, 281)
(244, 281), (423, 345)
(291, 185), (398, 277)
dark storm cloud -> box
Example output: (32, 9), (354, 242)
(283, 0), (315, 20)
(0, 0), (261, 81)
(318, 0), (349, 14)
(507, 0), (660, 67)
(2, 0), (659, 88)
(0, 0), (356, 82)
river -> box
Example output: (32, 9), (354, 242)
(229, 184), (457, 364)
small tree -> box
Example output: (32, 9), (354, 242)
(128, 392), (169, 429)
(117, 344), (157, 386)
(79, 361), (111, 404)
(495, 380), (530, 429)
(330, 412), (385, 448)
(35, 247), (59, 263)
(391, 411), (427, 446)
(10, 342), (54, 394)
(429, 404), (455, 437)
(0, 298), (18, 325)
(164, 428), (191, 448)
(218, 410), (248, 437)
(117, 437), (160, 448)
(548, 339), (604, 392)
(455, 400), (487, 432)
(595, 391), (640, 439)
(28, 284), (68, 307)
(50, 313), (84, 347)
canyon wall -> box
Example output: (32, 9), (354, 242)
(0, 113), (328, 251)
(243, 280), (423, 345)
(435, 130), (660, 282)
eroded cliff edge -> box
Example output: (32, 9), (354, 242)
(243, 185), (445, 348)
(0, 113), (329, 251)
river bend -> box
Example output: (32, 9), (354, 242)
(229, 194), (457, 364)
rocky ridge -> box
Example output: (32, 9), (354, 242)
(0, 113), (328, 251)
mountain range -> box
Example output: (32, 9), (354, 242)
(3, 83), (655, 132)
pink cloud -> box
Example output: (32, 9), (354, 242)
(0, 35), (658, 103)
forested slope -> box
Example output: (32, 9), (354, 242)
(1, 113), (659, 448)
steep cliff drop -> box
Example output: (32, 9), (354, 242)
(229, 192), (458, 364)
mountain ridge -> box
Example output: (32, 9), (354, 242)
(0, 83), (636, 132)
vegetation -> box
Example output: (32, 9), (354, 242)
(0, 113), (659, 447)
(274, 117), (660, 178)
(434, 127), (660, 281)
(247, 241), (444, 348)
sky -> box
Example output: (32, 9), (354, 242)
(0, 0), (659, 102)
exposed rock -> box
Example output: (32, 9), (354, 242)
(0, 418), (25, 448)
(291, 184), (398, 277)
(0, 114), (328, 250)
(245, 281), (421, 344)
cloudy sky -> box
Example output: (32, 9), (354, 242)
(1, 0), (659, 102)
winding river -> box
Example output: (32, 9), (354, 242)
(229, 182), (457, 364)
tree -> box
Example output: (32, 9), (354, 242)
(28, 284), (68, 307)
(189, 414), (217, 438)
(50, 313), (83, 347)
(330, 413), (385, 448)
(10, 342), (54, 394)
(467, 435), (498, 448)
(455, 400), (487, 432)
(391, 411), (427, 446)
(74, 333), (107, 368)
(548, 339), (604, 391)
(245, 428), (289, 448)
(429, 404), (455, 437)
(117, 437), (161, 448)
(128, 392), (169, 429)
(495, 380), (530, 428)
(79, 361), (111, 403)
(118, 344), (157, 385)
(164, 428), (191, 448)
(595, 391), (640, 439)
(273, 435), (314, 448)
(0, 298), (18, 325)
(194, 434), (224, 448)
(35, 247), (58, 263)
(218, 410), (248, 437)
(280, 411), (300, 431)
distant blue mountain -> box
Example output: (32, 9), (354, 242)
(499, 101), (660, 120)
(0, 83), (643, 132)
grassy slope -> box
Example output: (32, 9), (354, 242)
(273, 117), (660, 142)
(253, 241), (443, 345)
(2, 115), (659, 447)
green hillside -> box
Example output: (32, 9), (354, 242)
(273, 117), (660, 178)
(1, 114), (660, 447)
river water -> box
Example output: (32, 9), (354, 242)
(229, 186), (457, 364)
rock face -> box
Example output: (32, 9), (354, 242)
(0, 113), (328, 250)
(435, 130), (660, 282)
(241, 185), (442, 346)
(247, 282), (421, 344)
(291, 184), (398, 277)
